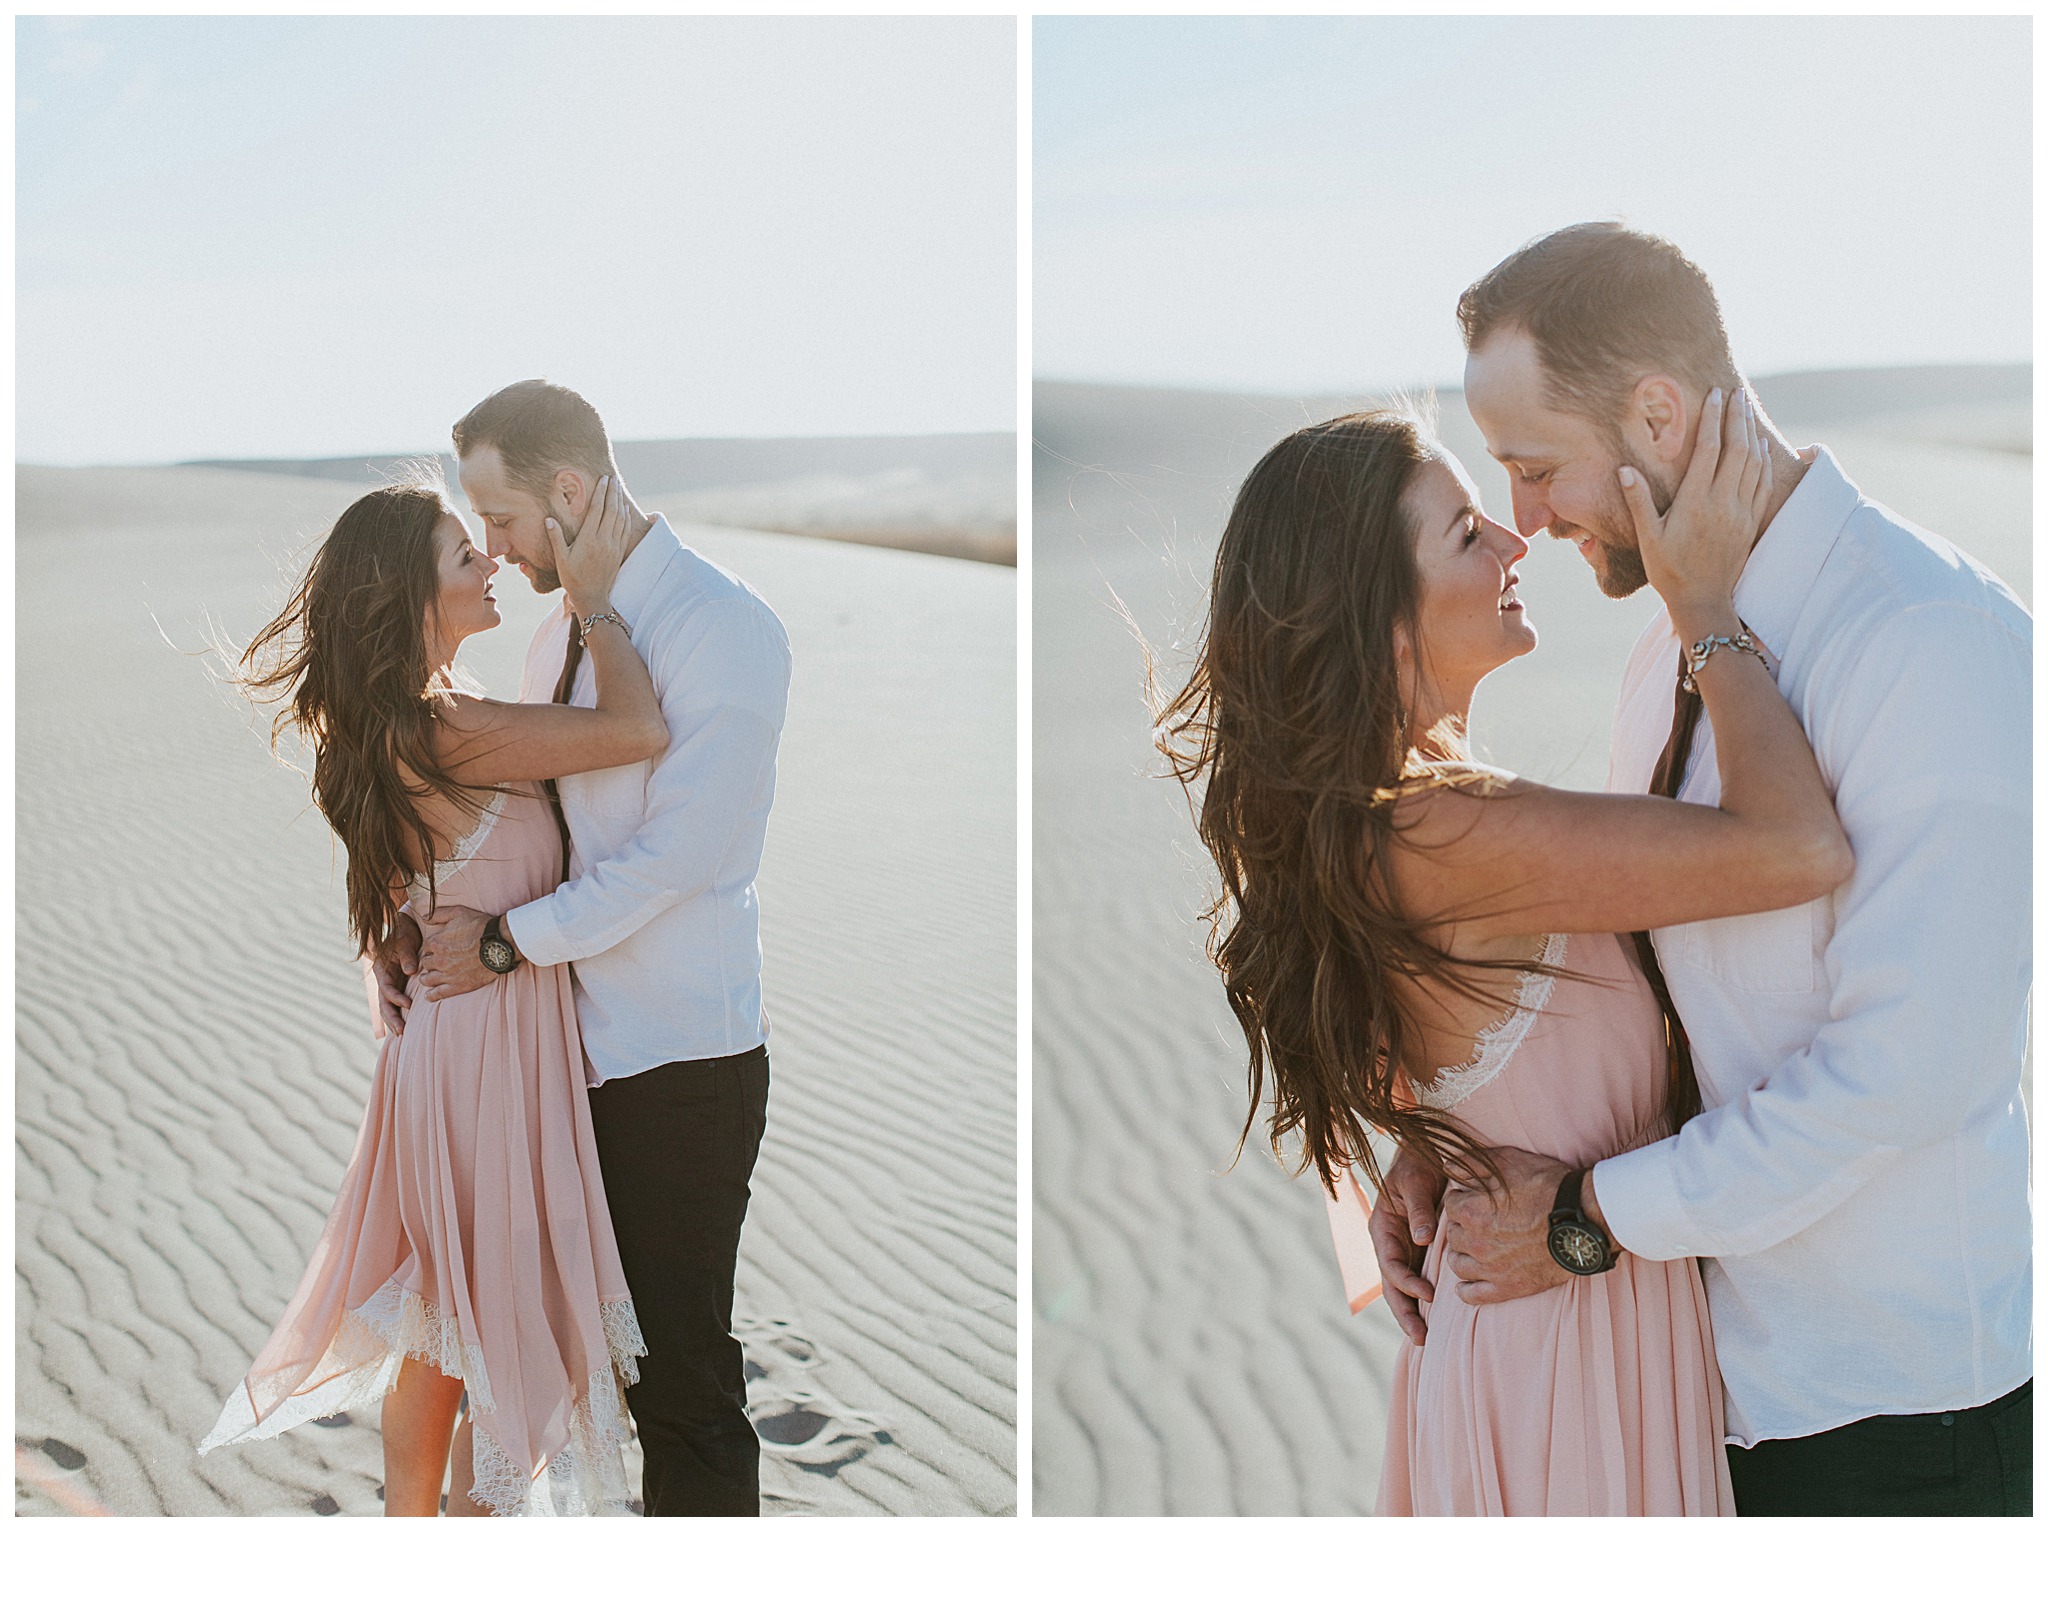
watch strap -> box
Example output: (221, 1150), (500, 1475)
(1551, 1166), (1588, 1222)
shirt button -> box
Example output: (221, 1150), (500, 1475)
(1940, 1415), (1955, 1427)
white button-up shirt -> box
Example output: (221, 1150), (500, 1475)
(1592, 447), (2032, 1447)
(502, 516), (791, 1084)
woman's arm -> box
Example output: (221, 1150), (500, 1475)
(432, 475), (670, 785)
(1394, 388), (1853, 939)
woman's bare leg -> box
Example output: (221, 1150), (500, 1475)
(381, 1359), (464, 1516)
(444, 1415), (494, 1517)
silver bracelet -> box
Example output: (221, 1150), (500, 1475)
(1680, 624), (1766, 693)
(578, 609), (629, 644)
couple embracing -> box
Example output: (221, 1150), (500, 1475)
(200, 380), (790, 1515)
(1167, 224), (2031, 1516)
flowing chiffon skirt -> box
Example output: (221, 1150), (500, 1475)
(199, 786), (644, 1515)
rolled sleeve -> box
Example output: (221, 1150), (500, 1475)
(502, 597), (790, 967)
(1596, 601), (2031, 1261)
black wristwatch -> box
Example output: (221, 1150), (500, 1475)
(479, 915), (521, 976)
(1547, 1168), (1618, 1276)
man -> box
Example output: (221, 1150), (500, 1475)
(378, 378), (792, 1516)
(1367, 224), (2031, 1515)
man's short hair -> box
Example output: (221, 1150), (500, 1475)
(451, 379), (617, 501)
(1457, 222), (1741, 431)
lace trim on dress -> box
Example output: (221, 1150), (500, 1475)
(197, 1280), (490, 1454)
(406, 789), (509, 903)
(198, 1280), (649, 1518)
(1413, 933), (1567, 1111)
(468, 1296), (648, 1517)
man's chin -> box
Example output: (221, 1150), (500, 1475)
(1595, 551), (1649, 600)
(1571, 535), (1649, 600)
(517, 563), (562, 595)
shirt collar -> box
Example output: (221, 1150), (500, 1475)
(608, 513), (681, 624)
(1730, 444), (1860, 654)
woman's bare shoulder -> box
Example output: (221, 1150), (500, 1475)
(1386, 761), (1531, 837)
(429, 691), (511, 736)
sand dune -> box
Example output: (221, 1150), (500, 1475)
(15, 464), (1015, 1516)
(185, 433), (1018, 567)
(1031, 367), (2029, 1515)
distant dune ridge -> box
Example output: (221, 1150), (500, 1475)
(184, 433), (1018, 566)
(16, 463), (1016, 1515)
(1032, 364), (2029, 1516)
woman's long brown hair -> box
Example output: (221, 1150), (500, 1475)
(237, 479), (487, 958)
(1157, 407), (1543, 1198)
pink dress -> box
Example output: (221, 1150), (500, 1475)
(199, 784), (645, 1516)
(1373, 931), (1734, 1516)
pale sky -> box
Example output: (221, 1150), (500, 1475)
(17, 14), (1016, 465)
(1036, 14), (2032, 392)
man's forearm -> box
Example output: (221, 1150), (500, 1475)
(508, 703), (781, 968)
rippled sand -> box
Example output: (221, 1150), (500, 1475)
(15, 464), (1015, 1516)
(1032, 368), (2029, 1515)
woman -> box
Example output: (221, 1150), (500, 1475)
(1159, 388), (1851, 1515)
(199, 472), (664, 1516)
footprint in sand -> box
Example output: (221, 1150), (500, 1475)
(733, 1313), (822, 1371)
(749, 1386), (891, 1473)
(35, 1437), (88, 1472)
(736, 1314), (890, 1475)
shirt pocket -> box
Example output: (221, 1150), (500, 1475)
(1672, 902), (1819, 995)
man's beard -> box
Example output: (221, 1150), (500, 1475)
(1575, 446), (1672, 600)
(520, 500), (581, 594)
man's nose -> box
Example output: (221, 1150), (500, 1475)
(1509, 479), (1550, 539)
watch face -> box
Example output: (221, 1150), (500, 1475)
(481, 937), (517, 974)
(1549, 1222), (1608, 1275)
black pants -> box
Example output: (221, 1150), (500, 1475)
(1727, 1379), (2031, 1516)
(588, 1045), (770, 1517)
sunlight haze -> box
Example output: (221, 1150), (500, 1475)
(1035, 14), (2030, 392)
(18, 15), (1017, 464)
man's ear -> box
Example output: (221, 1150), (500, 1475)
(1628, 373), (1692, 466)
(552, 467), (590, 517)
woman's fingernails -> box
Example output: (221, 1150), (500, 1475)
(1618, 466), (1637, 486)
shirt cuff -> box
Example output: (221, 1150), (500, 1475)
(502, 897), (570, 969)
(1591, 1137), (1693, 1261)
